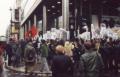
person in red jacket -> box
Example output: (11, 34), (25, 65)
(0, 44), (4, 72)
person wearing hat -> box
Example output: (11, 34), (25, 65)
(81, 41), (104, 77)
(51, 45), (73, 77)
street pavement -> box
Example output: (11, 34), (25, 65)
(0, 70), (47, 77)
(1, 67), (120, 77)
(1, 63), (120, 77)
(1, 59), (52, 77)
(0, 68), (27, 77)
(0, 65), (51, 77)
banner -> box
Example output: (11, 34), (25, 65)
(30, 25), (38, 37)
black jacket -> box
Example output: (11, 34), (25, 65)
(52, 53), (73, 77)
(6, 44), (13, 56)
(73, 45), (85, 62)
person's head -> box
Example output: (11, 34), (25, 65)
(9, 38), (13, 42)
(84, 40), (92, 50)
(41, 39), (46, 44)
(64, 41), (70, 46)
(101, 39), (106, 45)
(38, 31), (43, 36)
(109, 37), (113, 42)
(56, 45), (65, 54)
(57, 39), (65, 46)
(50, 39), (55, 44)
(28, 41), (33, 46)
(74, 38), (79, 42)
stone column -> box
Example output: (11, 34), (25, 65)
(23, 25), (25, 39)
(98, 1), (103, 27)
(56, 18), (59, 29)
(79, 0), (83, 33)
(62, 0), (69, 30)
(28, 20), (31, 30)
(25, 24), (27, 32)
(20, 26), (24, 39)
(88, 1), (92, 39)
(24, 24), (27, 38)
(34, 14), (37, 27)
(43, 5), (47, 33)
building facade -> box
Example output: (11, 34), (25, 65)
(6, 0), (21, 41)
(18, 0), (120, 40)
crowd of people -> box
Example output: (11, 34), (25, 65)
(0, 36), (120, 77)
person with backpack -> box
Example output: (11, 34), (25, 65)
(24, 41), (36, 73)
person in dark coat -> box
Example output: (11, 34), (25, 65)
(6, 43), (12, 66)
(72, 39), (85, 77)
(99, 39), (108, 73)
(14, 42), (22, 67)
(106, 38), (114, 73)
(48, 39), (56, 66)
(73, 38), (85, 62)
(113, 40), (120, 74)
(20, 39), (27, 61)
(52, 45), (73, 77)
(6, 39), (14, 66)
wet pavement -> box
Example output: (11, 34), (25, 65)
(1, 67), (120, 77)
(1, 70), (120, 77)
(0, 68), (39, 77)
(0, 67), (51, 77)
(1, 61), (52, 77)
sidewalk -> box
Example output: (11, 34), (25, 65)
(5, 62), (52, 76)
(5, 63), (25, 73)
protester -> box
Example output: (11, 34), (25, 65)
(5, 39), (14, 66)
(11, 40), (18, 67)
(73, 38), (85, 62)
(72, 38), (85, 77)
(0, 44), (4, 73)
(108, 38), (114, 73)
(14, 42), (22, 67)
(64, 41), (74, 57)
(24, 41), (36, 73)
(40, 39), (50, 73)
(20, 39), (27, 61)
(99, 39), (108, 74)
(81, 41), (104, 77)
(5, 36), (120, 77)
(113, 40), (120, 74)
(47, 39), (56, 66)
(52, 45), (73, 77)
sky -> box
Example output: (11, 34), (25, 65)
(0, 0), (15, 36)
